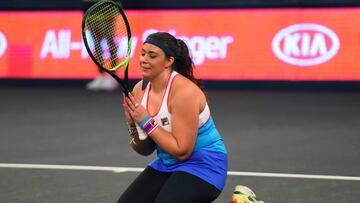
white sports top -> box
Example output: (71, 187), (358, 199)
(139, 72), (227, 191)
(135, 71), (210, 140)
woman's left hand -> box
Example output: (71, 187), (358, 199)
(123, 93), (149, 124)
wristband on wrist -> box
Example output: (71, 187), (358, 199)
(140, 116), (159, 135)
(139, 116), (151, 127)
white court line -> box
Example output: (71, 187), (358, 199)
(1, 163), (360, 181)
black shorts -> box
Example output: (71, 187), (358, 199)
(117, 166), (222, 203)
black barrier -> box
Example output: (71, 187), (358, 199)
(1, 0), (360, 10)
(0, 0), (82, 10)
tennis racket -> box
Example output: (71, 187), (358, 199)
(82, 0), (132, 95)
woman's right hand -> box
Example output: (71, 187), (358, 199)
(123, 94), (135, 125)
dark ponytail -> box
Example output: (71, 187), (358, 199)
(145, 32), (202, 88)
(174, 39), (202, 87)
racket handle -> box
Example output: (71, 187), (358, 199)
(135, 123), (148, 140)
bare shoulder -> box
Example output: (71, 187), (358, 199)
(171, 75), (205, 106)
(131, 80), (145, 98)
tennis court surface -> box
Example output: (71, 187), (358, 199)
(1, 85), (360, 202)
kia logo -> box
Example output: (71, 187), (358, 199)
(272, 23), (340, 66)
(0, 31), (7, 57)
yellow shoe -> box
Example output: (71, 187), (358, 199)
(230, 185), (263, 203)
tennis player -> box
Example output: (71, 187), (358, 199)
(118, 32), (228, 203)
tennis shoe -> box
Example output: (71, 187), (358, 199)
(230, 185), (265, 203)
(99, 75), (118, 91)
(86, 74), (106, 91)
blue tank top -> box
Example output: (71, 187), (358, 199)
(141, 72), (228, 190)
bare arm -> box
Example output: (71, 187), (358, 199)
(150, 84), (200, 160)
(148, 78), (204, 160)
(124, 81), (156, 156)
(124, 77), (205, 161)
(128, 123), (156, 156)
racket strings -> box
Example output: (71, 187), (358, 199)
(85, 3), (129, 70)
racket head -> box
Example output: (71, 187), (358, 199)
(82, 0), (131, 93)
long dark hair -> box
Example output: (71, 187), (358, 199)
(145, 32), (201, 88)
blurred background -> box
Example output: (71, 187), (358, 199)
(2, 0), (360, 84)
(1, 0), (360, 203)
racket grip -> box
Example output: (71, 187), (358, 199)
(135, 122), (148, 140)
